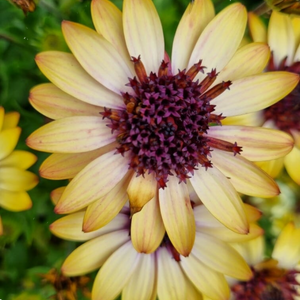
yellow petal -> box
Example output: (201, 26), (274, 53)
(123, 0), (164, 74)
(27, 116), (115, 153)
(255, 158), (284, 178)
(292, 17), (300, 47)
(213, 72), (299, 117)
(189, 167), (248, 234)
(83, 171), (132, 232)
(127, 172), (157, 214)
(284, 146), (300, 185)
(29, 83), (103, 120)
(211, 149), (280, 197)
(50, 186), (66, 205)
(221, 111), (264, 127)
(62, 229), (130, 276)
(159, 176), (195, 256)
(188, 3), (247, 81)
(55, 150), (129, 214)
(62, 21), (133, 94)
(0, 150), (37, 169)
(2, 111), (20, 129)
(0, 107), (4, 131)
(248, 12), (267, 43)
(131, 194), (165, 254)
(171, 0), (215, 71)
(0, 189), (32, 211)
(206, 126), (294, 161)
(0, 216), (3, 236)
(0, 127), (21, 160)
(35, 51), (123, 109)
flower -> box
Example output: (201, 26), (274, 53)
(228, 223), (300, 300)
(27, 0), (298, 256)
(50, 190), (263, 300)
(0, 107), (38, 234)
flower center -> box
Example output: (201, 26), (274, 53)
(102, 56), (240, 188)
(264, 57), (300, 133)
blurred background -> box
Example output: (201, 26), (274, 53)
(0, 0), (278, 299)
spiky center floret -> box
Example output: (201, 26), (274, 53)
(231, 263), (300, 300)
(264, 57), (300, 133)
(102, 56), (241, 188)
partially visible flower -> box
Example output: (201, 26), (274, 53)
(27, 0), (298, 256)
(0, 107), (38, 234)
(50, 189), (263, 300)
(266, 0), (300, 15)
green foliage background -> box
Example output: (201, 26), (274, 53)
(0, 0), (262, 298)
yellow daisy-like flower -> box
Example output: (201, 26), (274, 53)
(50, 187), (263, 300)
(0, 107), (38, 234)
(234, 11), (300, 184)
(227, 223), (300, 299)
(27, 0), (298, 256)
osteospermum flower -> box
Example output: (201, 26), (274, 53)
(27, 0), (298, 256)
(228, 223), (300, 300)
(0, 107), (38, 234)
(50, 188), (264, 300)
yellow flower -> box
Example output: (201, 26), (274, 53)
(50, 189), (263, 300)
(27, 0), (298, 256)
(0, 107), (38, 234)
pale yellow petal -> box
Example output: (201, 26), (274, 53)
(50, 186), (66, 205)
(29, 83), (103, 120)
(26, 116), (115, 153)
(0, 189), (32, 211)
(284, 146), (300, 185)
(248, 12), (267, 43)
(0, 127), (21, 160)
(123, 0), (164, 74)
(221, 111), (264, 127)
(159, 176), (195, 256)
(50, 211), (129, 241)
(291, 129), (300, 149)
(213, 72), (299, 117)
(131, 194), (165, 254)
(188, 3), (247, 81)
(185, 277), (203, 300)
(55, 150), (129, 214)
(211, 149), (280, 197)
(189, 167), (248, 234)
(292, 17), (300, 47)
(35, 51), (123, 109)
(255, 158), (284, 178)
(0, 150), (37, 169)
(2, 111), (20, 129)
(172, 0), (215, 71)
(83, 171), (132, 232)
(206, 126), (294, 161)
(127, 172), (157, 214)
(92, 241), (140, 300)
(62, 229), (130, 276)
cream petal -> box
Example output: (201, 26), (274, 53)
(26, 116), (115, 153)
(122, 253), (156, 300)
(157, 247), (186, 300)
(159, 176), (195, 256)
(50, 186), (65, 205)
(285, 146), (300, 185)
(2, 111), (20, 129)
(248, 12), (267, 43)
(131, 194), (165, 254)
(29, 83), (103, 120)
(255, 158), (284, 178)
(189, 167), (248, 234)
(212, 72), (299, 117)
(91, 0), (134, 72)
(0, 168), (38, 192)
(211, 149), (279, 197)
(62, 229), (130, 276)
(188, 3), (247, 81)
(92, 241), (141, 300)
(123, 0), (164, 74)
(291, 129), (300, 149)
(40, 143), (116, 180)
(214, 42), (270, 85)
(50, 211), (129, 241)
(206, 126), (294, 161)
(35, 51), (124, 109)
(171, 0), (215, 71)
(268, 11), (295, 68)
(0, 127), (21, 160)
(221, 111), (264, 127)
(55, 149), (129, 213)
(192, 232), (252, 280)
(180, 253), (230, 300)
(62, 21), (133, 94)
(0, 150), (37, 169)
(0, 189), (32, 211)
(127, 172), (157, 214)
(83, 171), (132, 232)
